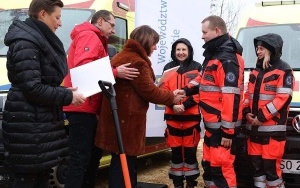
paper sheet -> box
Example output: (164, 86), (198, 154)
(70, 56), (115, 97)
(157, 65), (179, 87)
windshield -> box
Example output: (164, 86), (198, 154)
(0, 8), (95, 55)
(0, 8), (128, 92)
(236, 24), (300, 69)
(0, 8), (128, 55)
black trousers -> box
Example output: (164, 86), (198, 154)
(109, 153), (137, 188)
(64, 112), (102, 188)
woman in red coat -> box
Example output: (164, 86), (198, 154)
(94, 25), (183, 188)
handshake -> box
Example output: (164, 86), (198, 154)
(172, 89), (186, 114)
(172, 89), (186, 103)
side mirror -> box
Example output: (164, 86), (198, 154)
(108, 44), (118, 60)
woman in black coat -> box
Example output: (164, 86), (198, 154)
(2, 0), (85, 187)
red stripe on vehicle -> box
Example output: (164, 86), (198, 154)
(246, 18), (273, 27)
(64, 0), (95, 8)
(294, 81), (299, 91)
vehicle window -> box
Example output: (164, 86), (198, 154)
(0, 8), (128, 55)
(108, 17), (127, 52)
(58, 9), (95, 53)
(0, 9), (28, 55)
(236, 24), (300, 69)
(0, 8), (95, 55)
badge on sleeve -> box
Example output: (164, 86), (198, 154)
(285, 75), (292, 85)
(226, 72), (236, 83)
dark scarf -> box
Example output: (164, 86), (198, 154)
(24, 17), (68, 76)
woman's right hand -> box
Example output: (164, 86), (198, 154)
(68, 87), (86, 106)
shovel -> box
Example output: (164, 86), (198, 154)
(98, 80), (132, 188)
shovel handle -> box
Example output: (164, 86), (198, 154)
(120, 154), (132, 188)
(98, 80), (115, 98)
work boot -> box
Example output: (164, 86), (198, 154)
(174, 182), (184, 188)
(173, 180), (184, 188)
(186, 180), (197, 188)
(204, 180), (218, 188)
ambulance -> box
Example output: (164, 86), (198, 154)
(0, 0), (169, 187)
(234, 1), (300, 187)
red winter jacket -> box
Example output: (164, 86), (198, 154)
(63, 22), (116, 114)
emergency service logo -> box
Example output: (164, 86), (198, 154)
(286, 75), (292, 86)
(226, 72), (236, 83)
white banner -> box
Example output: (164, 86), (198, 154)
(136, 0), (210, 136)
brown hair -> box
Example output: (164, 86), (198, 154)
(130, 25), (159, 56)
(91, 10), (115, 24)
(202, 15), (227, 34)
(29, 0), (64, 18)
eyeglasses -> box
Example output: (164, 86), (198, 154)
(102, 17), (115, 28)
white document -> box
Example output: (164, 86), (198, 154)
(70, 56), (115, 97)
(157, 65), (179, 87)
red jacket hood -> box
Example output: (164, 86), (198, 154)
(70, 21), (105, 40)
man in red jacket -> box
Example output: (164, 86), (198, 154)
(63, 10), (139, 188)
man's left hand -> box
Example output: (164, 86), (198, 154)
(117, 63), (140, 80)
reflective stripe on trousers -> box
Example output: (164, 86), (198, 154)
(254, 175), (266, 188)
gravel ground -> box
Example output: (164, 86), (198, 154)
(95, 140), (204, 188)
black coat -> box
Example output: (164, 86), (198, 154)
(2, 18), (72, 173)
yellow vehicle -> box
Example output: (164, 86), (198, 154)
(234, 1), (300, 187)
(0, 0), (169, 187)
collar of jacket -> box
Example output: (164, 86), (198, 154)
(124, 39), (151, 66)
(24, 17), (68, 77)
(202, 34), (229, 59)
(203, 34), (229, 51)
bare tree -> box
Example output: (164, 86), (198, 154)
(211, 0), (247, 35)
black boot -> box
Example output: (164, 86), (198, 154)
(186, 185), (194, 188)
(174, 181), (184, 188)
(186, 180), (197, 188)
